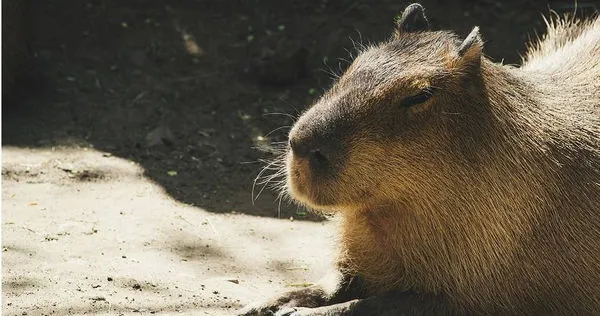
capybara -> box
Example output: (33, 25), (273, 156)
(241, 3), (600, 315)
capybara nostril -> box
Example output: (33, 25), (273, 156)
(289, 131), (336, 171)
(289, 135), (310, 158)
(289, 135), (330, 165)
(308, 148), (329, 168)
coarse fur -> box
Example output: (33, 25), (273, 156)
(240, 4), (600, 316)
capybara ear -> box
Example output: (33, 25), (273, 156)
(395, 3), (430, 34)
(454, 26), (484, 69)
(459, 26), (483, 56)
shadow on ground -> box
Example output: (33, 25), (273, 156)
(3, 0), (596, 219)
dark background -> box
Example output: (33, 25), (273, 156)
(3, 0), (599, 219)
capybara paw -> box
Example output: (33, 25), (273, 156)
(237, 287), (328, 316)
(274, 304), (356, 316)
(273, 307), (308, 316)
(236, 302), (276, 316)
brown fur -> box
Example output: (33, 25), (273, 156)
(240, 5), (600, 316)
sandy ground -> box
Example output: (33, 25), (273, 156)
(2, 146), (336, 315)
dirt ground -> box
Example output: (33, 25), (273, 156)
(2, 1), (598, 315)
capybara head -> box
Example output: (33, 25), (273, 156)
(286, 4), (489, 212)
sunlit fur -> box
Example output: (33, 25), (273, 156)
(283, 12), (600, 315)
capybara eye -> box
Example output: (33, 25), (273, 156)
(400, 86), (435, 107)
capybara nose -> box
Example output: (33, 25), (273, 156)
(288, 136), (308, 157)
(289, 134), (331, 169)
